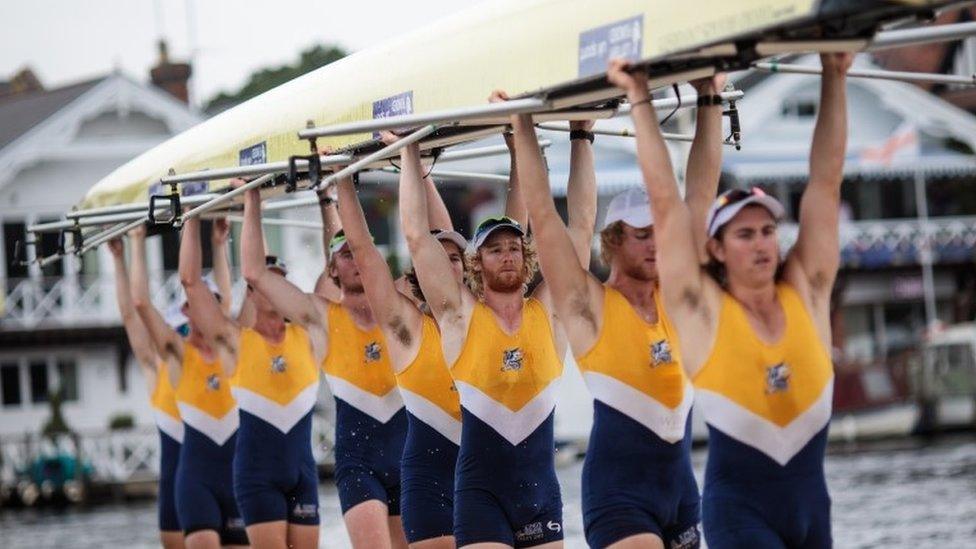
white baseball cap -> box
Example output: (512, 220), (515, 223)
(432, 229), (467, 251)
(603, 187), (653, 229)
(705, 187), (785, 238)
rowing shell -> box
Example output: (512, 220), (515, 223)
(78, 0), (965, 210)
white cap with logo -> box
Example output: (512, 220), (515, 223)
(603, 187), (653, 229)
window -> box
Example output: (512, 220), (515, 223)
(57, 359), (79, 402)
(1, 362), (21, 406)
(29, 360), (49, 403)
(4, 221), (27, 292)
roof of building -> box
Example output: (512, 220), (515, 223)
(0, 76), (105, 151)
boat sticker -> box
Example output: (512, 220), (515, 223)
(579, 15), (643, 78)
(372, 91), (413, 138)
(148, 181), (163, 198)
(239, 142), (267, 166)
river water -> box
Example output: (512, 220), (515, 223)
(1, 435), (974, 548)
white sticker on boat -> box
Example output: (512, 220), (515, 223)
(239, 141), (267, 166)
(579, 15), (643, 78)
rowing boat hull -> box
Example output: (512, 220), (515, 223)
(79, 0), (961, 209)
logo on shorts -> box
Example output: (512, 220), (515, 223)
(765, 362), (791, 394)
(226, 517), (245, 531)
(650, 339), (673, 367)
(501, 347), (524, 372)
(364, 341), (382, 363)
(205, 374), (220, 391)
(270, 355), (287, 373)
(547, 520), (562, 533)
(671, 525), (700, 549)
(514, 521), (544, 542)
(292, 503), (318, 519)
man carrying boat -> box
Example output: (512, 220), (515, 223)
(507, 71), (727, 548)
(608, 53), (852, 548)
(400, 100), (597, 547)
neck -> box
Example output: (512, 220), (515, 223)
(483, 287), (525, 317)
(253, 312), (286, 343)
(341, 290), (375, 327)
(186, 333), (211, 355)
(727, 277), (778, 313)
(606, 269), (657, 308)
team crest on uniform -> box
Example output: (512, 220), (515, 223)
(206, 374), (220, 391)
(501, 348), (524, 372)
(765, 362), (791, 393)
(270, 355), (287, 373)
(650, 339), (673, 367)
(364, 341), (382, 363)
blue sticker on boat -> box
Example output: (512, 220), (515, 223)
(372, 91), (413, 138)
(239, 142), (267, 166)
(182, 181), (208, 196)
(148, 182), (163, 198)
(578, 15), (643, 78)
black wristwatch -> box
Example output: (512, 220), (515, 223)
(569, 129), (595, 143)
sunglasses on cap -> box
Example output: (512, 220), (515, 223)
(473, 215), (524, 246)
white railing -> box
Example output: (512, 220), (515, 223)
(779, 215), (976, 258)
(0, 415), (336, 485)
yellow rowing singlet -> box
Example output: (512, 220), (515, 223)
(394, 315), (461, 444)
(151, 361), (184, 443)
(174, 344), (238, 445)
(577, 287), (693, 442)
(693, 283), (834, 465)
(231, 324), (320, 433)
(451, 298), (562, 446)
(322, 302), (403, 423)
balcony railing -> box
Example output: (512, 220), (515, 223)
(3, 216), (974, 329)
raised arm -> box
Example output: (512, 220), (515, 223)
(685, 75), (727, 261)
(238, 180), (328, 361)
(109, 238), (159, 380)
(511, 111), (603, 354)
(607, 60), (714, 331)
(398, 137), (468, 323)
(424, 175), (454, 231)
(211, 218), (233, 316)
(179, 216), (237, 367)
(502, 132), (529, 228)
(791, 53), (852, 297)
(565, 120), (598, 267)
(130, 224), (183, 367)
(314, 184), (343, 301)
(336, 173), (420, 359)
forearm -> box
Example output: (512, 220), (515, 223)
(630, 95), (683, 211)
(212, 238), (232, 315)
(241, 188), (267, 284)
(130, 235), (152, 308)
(178, 217), (204, 287)
(424, 176), (453, 231)
(336, 176), (373, 250)
(685, 98), (725, 256)
(511, 114), (559, 223)
(566, 138), (597, 233)
(399, 144), (432, 245)
(503, 132), (529, 227)
(319, 199), (340, 256)
(809, 71), (848, 190)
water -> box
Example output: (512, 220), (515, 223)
(1, 436), (974, 548)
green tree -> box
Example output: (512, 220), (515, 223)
(205, 44), (348, 114)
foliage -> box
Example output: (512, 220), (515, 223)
(40, 387), (73, 439)
(107, 413), (135, 431)
(204, 44), (348, 113)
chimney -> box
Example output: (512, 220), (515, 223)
(0, 67), (44, 99)
(150, 40), (192, 104)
